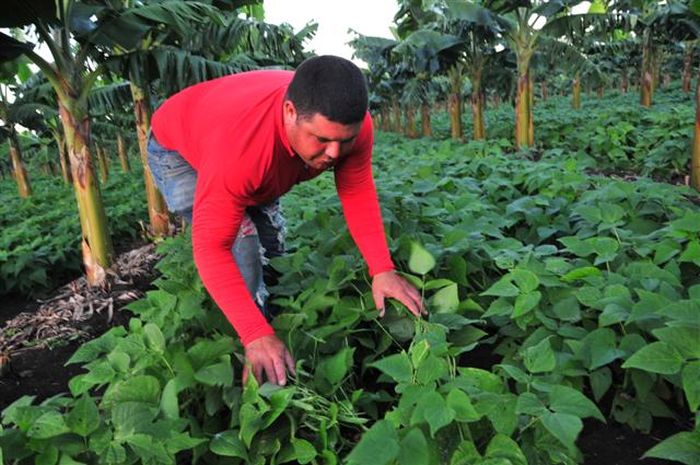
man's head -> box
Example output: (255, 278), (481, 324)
(283, 56), (369, 171)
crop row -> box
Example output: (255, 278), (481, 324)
(1, 132), (697, 464)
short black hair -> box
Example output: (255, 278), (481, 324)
(286, 55), (368, 125)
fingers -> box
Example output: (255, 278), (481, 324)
(284, 349), (296, 376)
(372, 288), (386, 317)
(244, 335), (295, 387)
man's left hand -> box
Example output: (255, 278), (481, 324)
(372, 270), (426, 318)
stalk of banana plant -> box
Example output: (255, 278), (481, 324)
(405, 106), (418, 139)
(471, 71), (485, 140)
(58, 101), (114, 285)
(117, 133), (131, 172)
(641, 29), (654, 107)
(683, 46), (693, 93)
(515, 69), (530, 149)
(57, 138), (71, 184)
(528, 76), (534, 147)
(96, 143), (109, 183)
(421, 101), (432, 138)
(8, 130), (32, 198)
(392, 100), (402, 133)
(448, 66), (463, 140)
(572, 75), (581, 109)
(130, 82), (170, 237)
(693, 78), (700, 191)
(541, 80), (548, 101)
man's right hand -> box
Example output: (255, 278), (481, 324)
(243, 334), (296, 386)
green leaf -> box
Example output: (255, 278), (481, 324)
(446, 389), (481, 422)
(160, 379), (180, 420)
(670, 212), (700, 233)
(293, 438), (317, 464)
(210, 430), (248, 460)
(622, 342), (684, 375)
(398, 428), (429, 465)
(370, 352), (412, 384)
(143, 323), (166, 353)
(432, 283), (459, 313)
(578, 328), (624, 370)
(541, 412), (583, 450)
(511, 269), (540, 293)
(523, 337), (556, 373)
(346, 420), (399, 465)
(194, 356), (234, 387)
(316, 347), (354, 385)
(512, 291), (541, 318)
(643, 431), (700, 465)
(103, 375), (161, 405)
(409, 242), (436, 275)
(682, 361), (700, 411)
(515, 392), (547, 416)
(410, 339), (431, 369)
(410, 391), (455, 437)
(561, 266), (602, 282)
(485, 434), (527, 465)
(28, 411), (70, 439)
(680, 241), (700, 266)
(590, 367), (612, 402)
(66, 396), (100, 437)
(549, 385), (604, 421)
(450, 441), (482, 465)
(481, 276), (519, 297)
(239, 404), (263, 448)
(36, 447), (59, 465)
(652, 326), (700, 359)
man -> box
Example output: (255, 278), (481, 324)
(148, 55), (424, 386)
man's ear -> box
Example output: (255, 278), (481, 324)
(282, 100), (297, 124)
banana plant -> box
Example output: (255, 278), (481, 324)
(393, 30), (463, 138)
(447, 0), (607, 148)
(0, 58), (35, 198)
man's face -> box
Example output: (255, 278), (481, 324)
(283, 100), (362, 171)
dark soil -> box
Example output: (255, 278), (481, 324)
(0, 243), (160, 412)
(0, 309), (132, 412)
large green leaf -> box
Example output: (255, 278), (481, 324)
(622, 342), (684, 375)
(643, 431), (700, 465)
(370, 352), (413, 384)
(346, 421), (399, 465)
(398, 428), (429, 465)
(541, 412), (583, 450)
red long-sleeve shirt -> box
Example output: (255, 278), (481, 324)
(151, 70), (394, 346)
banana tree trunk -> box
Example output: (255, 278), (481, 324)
(641, 29), (654, 107)
(515, 68), (531, 149)
(448, 66), (463, 140)
(471, 91), (485, 141)
(392, 100), (402, 133)
(572, 76), (581, 109)
(117, 133), (131, 172)
(405, 105), (418, 139)
(528, 76), (534, 147)
(597, 86), (604, 99)
(9, 131), (32, 198)
(541, 80), (548, 101)
(470, 69), (485, 140)
(57, 138), (71, 184)
(621, 71), (629, 94)
(58, 101), (114, 285)
(421, 102), (432, 138)
(130, 81), (170, 237)
(683, 46), (693, 93)
(692, 77), (700, 191)
(96, 143), (109, 183)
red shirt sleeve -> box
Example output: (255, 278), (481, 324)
(191, 155), (275, 347)
(335, 114), (395, 276)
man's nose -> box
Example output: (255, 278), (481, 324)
(325, 141), (341, 159)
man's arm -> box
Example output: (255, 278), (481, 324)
(334, 116), (425, 317)
(191, 173), (294, 385)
